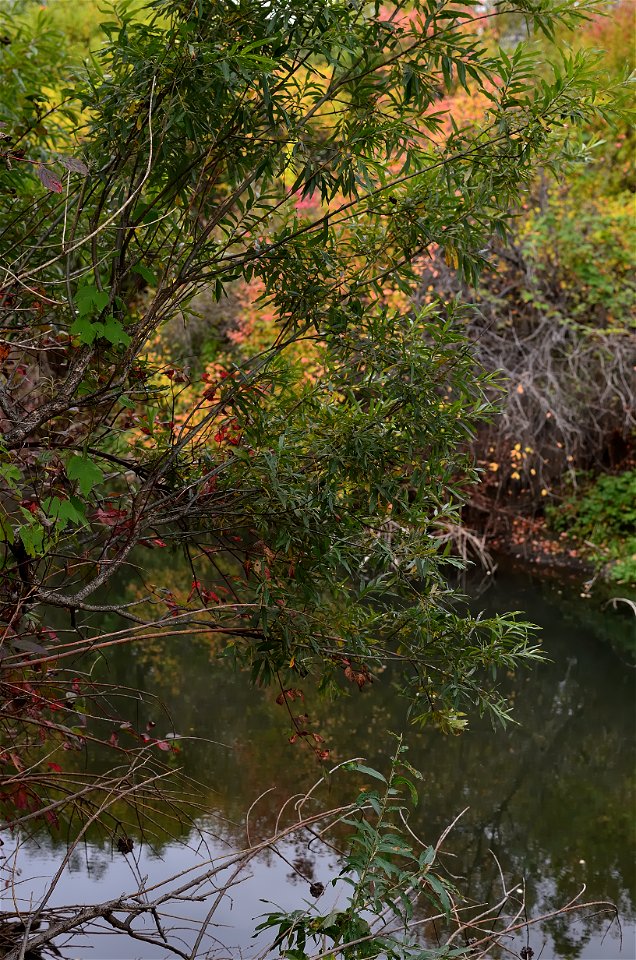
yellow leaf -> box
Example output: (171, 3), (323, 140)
(444, 246), (459, 269)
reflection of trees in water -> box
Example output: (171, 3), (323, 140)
(67, 848), (110, 882)
(21, 570), (635, 957)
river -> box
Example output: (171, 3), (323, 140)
(1, 562), (634, 959)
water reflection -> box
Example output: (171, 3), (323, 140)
(3, 564), (634, 958)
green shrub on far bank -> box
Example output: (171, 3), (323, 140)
(518, 189), (636, 334)
(13, 0), (130, 58)
(549, 470), (636, 585)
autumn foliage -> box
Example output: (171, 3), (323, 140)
(0, 0), (630, 833)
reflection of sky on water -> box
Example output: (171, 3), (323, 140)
(1, 563), (634, 958)
(1, 823), (630, 959)
(2, 828), (343, 959)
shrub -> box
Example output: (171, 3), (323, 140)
(549, 470), (636, 584)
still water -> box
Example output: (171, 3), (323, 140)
(2, 564), (635, 959)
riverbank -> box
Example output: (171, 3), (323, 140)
(484, 511), (593, 574)
(465, 466), (636, 591)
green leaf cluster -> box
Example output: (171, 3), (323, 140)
(548, 470), (636, 585)
(0, 0), (620, 726)
(257, 738), (463, 960)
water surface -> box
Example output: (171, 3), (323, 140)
(2, 564), (634, 958)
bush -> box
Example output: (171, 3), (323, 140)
(549, 470), (636, 584)
(413, 2), (635, 516)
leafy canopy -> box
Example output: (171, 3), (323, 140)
(0, 0), (624, 739)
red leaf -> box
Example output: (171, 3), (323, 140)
(37, 165), (63, 193)
(94, 507), (127, 526)
(44, 809), (60, 828)
(47, 762), (63, 773)
(276, 688), (304, 704)
(202, 589), (220, 605)
(165, 594), (180, 617)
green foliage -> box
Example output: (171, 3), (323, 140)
(608, 551), (636, 590)
(509, 1), (636, 333)
(549, 471), (636, 584)
(518, 189), (636, 332)
(13, 0), (117, 56)
(0, 6), (631, 955)
(446, 28), (634, 511)
(66, 455), (104, 497)
(549, 471), (636, 542)
(257, 739), (463, 960)
(526, 0), (635, 195)
(0, 0), (624, 733)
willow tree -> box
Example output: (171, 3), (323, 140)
(0, 0), (621, 798)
